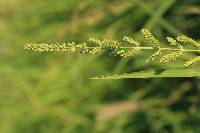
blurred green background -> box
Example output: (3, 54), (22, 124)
(0, 0), (200, 133)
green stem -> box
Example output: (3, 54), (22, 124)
(85, 46), (200, 52)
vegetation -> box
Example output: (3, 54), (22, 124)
(25, 28), (200, 78)
(1, 0), (200, 133)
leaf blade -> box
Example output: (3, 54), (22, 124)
(91, 68), (200, 79)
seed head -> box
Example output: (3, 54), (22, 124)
(177, 35), (200, 48)
(166, 37), (177, 46)
(160, 51), (182, 63)
(184, 56), (200, 68)
(123, 36), (140, 47)
(141, 28), (160, 48)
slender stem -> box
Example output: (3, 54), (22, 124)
(84, 46), (200, 52)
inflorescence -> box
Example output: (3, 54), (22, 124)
(24, 29), (200, 68)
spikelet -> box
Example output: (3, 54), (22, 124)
(76, 42), (87, 48)
(166, 37), (177, 46)
(160, 51), (182, 63)
(116, 48), (140, 57)
(76, 42), (90, 53)
(123, 36), (140, 47)
(116, 50), (125, 56)
(177, 35), (200, 48)
(184, 56), (200, 68)
(102, 39), (121, 48)
(146, 51), (161, 63)
(89, 47), (101, 54)
(89, 38), (120, 48)
(88, 38), (102, 46)
(66, 42), (76, 52)
(24, 42), (77, 53)
(141, 28), (160, 48)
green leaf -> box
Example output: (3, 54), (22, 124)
(91, 68), (200, 79)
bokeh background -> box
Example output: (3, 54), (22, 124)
(0, 0), (200, 132)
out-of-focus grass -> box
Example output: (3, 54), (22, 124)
(0, 0), (200, 133)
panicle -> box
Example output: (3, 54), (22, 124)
(25, 28), (200, 68)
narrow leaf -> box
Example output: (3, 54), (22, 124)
(91, 68), (200, 79)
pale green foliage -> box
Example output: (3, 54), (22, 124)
(91, 68), (200, 79)
(25, 29), (200, 68)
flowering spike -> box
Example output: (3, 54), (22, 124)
(184, 56), (200, 68)
(160, 51), (182, 63)
(116, 48), (140, 57)
(166, 37), (177, 46)
(123, 36), (140, 47)
(177, 35), (200, 48)
(141, 28), (160, 48)
(24, 43), (77, 53)
(146, 51), (161, 63)
(89, 38), (102, 46)
(102, 39), (121, 48)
